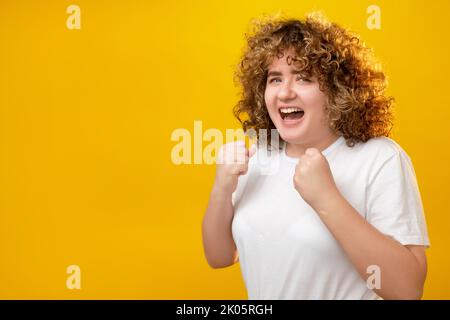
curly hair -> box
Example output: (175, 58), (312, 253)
(233, 12), (394, 149)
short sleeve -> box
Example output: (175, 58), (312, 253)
(366, 149), (430, 248)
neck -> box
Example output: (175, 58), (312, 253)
(285, 132), (340, 158)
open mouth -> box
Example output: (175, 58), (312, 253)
(279, 107), (305, 120)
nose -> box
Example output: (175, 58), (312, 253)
(277, 79), (297, 101)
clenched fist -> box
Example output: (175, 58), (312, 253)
(293, 148), (339, 211)
(214, 141), (257, 195)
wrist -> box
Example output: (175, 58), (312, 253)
(311, 187), (343, 217)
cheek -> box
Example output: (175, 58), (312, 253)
(303, 89), (328, 117)
(264, 89), (277, 111)
(303, 87), (327, 106)
(309, 92), (327, 125)
(264, 88), (270, 104)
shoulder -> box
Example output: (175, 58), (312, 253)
(337, 137), (415, 182)
(351, 136), (410, 163)
(349, 137), (418, 185)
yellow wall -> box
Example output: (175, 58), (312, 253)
(0, 0), (449, 299)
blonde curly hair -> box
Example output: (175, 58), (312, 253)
(233, 13), (394, 148)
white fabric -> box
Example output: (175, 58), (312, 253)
(231, 136), (430, 300)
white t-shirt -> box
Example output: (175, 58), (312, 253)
(231, 136), (430, 300)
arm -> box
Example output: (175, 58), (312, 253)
(294, 148), (427, 299)
(202, 141), (255, 269)
(202, 185), (238, 269)
(316, 190), (427, 299)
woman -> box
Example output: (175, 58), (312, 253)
(202, 13), (430, 300)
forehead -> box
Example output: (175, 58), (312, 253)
(267, 54), (296, 69)
(266, 47), (312, 75)
(267, 48), (302, 69)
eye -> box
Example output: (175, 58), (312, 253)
(297, 76), (311, 82)
(269, 78), (281, 83)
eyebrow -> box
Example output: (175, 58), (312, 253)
(267, 70), (306, 77)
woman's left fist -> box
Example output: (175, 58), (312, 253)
(293, 148), (338, 210)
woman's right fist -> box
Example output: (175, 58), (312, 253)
(214, 141), (257, 195)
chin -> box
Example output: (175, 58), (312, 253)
(277, 128), (308, 145)
(279, 136), (303, 145)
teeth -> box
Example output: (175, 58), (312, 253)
(280, 107), (303, 114)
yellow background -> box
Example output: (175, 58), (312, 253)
(1, 0), (449, 299)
